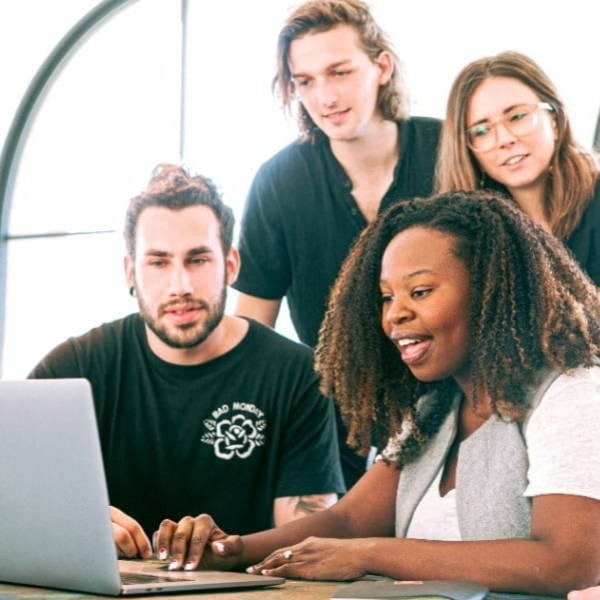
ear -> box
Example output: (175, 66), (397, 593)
(124, 254), (135, 289)
(374, 50), (394, 86)
(225, 247), (240, 286)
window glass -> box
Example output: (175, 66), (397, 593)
(2, 0), (599, 377)
(1, 0), (180, 377)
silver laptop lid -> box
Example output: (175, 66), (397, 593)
(0, 379), (122, 595)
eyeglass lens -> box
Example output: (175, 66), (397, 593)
(467, 104), (540, 151)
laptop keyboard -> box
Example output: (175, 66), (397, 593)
(121, 572), (195, 585)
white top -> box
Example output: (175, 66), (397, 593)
(406, 467), (461, 541)
(405, 366), (600, 540)
(524, 366), (600, 499)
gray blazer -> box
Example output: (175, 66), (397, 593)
(395, 371), (560, 540)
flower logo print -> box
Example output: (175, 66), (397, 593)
(202, 413), (266, 460)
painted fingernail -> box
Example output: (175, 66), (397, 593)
(261, 569), (271, 576)
(246, 566), (256, 573)
(184, 562), (195, 571)
(214, 542), (225, 554)
(168, 561), (179, 571)
(158, 548), (167, 560)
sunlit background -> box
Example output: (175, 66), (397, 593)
(1, 0), (599, 377)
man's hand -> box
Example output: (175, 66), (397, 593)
(154, 513), (243, 571)
(110, 506), (152, 559)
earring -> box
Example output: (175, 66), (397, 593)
(479, 171), (486, 188)
(129, 286), (136, 297)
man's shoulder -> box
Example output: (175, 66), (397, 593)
(30, 314), (140, 378)
(254, 137), (323, 179)
(48, 314), (140, 364)
(67, 314), (139, 349)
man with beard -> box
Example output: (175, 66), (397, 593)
(29, 164), (344, 562)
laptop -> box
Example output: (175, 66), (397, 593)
(0, 378), (284, 596)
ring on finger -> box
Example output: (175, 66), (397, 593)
(282, 549), (293, 560)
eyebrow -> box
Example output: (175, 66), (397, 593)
(144, 246), (213, 258)
(291, 59), (352, 79)
(467, 103), (528, 128)
(380, 268), (435, 284)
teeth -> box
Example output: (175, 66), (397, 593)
(505, 155), (524, 166)
(398, 338), (420, 347)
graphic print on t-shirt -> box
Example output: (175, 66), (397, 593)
(201, 402), (266, 459)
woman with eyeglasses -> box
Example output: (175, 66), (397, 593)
(436, 51), (599, 286)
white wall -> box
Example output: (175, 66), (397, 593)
(1, 0), (598, 377)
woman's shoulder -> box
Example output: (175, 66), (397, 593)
(529, 366), (600, 423)
(545, 365), (600, 394)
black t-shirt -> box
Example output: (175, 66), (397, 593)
(29, 316), (345, 537)
(565, 178), (600, 286)
(233, 117), (441, 487)
(234, 117), (441, 349)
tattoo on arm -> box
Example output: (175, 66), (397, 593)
(294, 495), (330, 515)
(274, 493), (337, 525)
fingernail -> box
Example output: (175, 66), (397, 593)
(261, 569), (271, 576)
(158, 548), (167, 560)
(168, 561), (179, 571)
(184, 562), (195, 571)
(246, 566), (256, 574)
(214, 542), (225, 554)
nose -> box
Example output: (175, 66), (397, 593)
(495, 121), (517, 148)
(169, 264), (193, 296)
(383, 296), (414, 329)
(316, 78), (338, 108)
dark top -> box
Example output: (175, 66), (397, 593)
(234, 117), (442, 348)
(565, 178), (600, 286)
(29, 316), (345, 537)
(233, 117), (441, 487)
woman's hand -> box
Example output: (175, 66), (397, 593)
(247, 536), (366, 581)
(153, 513), (243, 572)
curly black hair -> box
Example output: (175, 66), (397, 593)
(315, 190), (600, 467)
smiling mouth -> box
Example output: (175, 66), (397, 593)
(395, 337), (432, 365)
(502, 154), (528, 166)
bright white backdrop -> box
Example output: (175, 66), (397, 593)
(1, 0), (598, 377)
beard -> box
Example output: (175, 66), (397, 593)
(137, 287), (227, 350)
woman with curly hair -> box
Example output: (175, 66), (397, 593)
(151, 191), (600, 596)
(436, 51), (599, 285)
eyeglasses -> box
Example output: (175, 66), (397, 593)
(465, 102), (554, 153)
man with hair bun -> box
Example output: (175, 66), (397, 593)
(234, 0), (441, 487)
(29, 164), (344, 564)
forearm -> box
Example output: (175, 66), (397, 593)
(240, 506), (353, 565)
(273, 493), (338, 526)
(355, 537), (598, 596)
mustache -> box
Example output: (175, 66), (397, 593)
(157, 297), (209, 317)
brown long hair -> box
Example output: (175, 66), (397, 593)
(316, 190), (600, 467)
(274, 0), (409, 141)
(436, 51), (598, 239)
